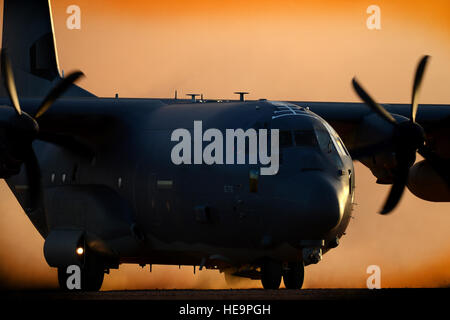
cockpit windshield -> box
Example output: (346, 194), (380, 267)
(273, 114), (349, 158)
(279, 130), (319, 148)
(279, 130), (293, 148)
(315, 129), (333, 154)
(294, 130), (318, 147)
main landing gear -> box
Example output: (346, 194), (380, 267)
(260, 260), (304, 290)
(58, 250), (105, 292)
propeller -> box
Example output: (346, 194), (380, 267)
(0, 49), (84, 211)
(352, 55), (435, 214)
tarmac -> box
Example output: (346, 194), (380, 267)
(2, 288), (448, 300)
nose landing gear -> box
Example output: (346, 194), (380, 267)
(260, 260), (305, 290)
(261, 260), (283, 289)
(283, 262), (304, 289)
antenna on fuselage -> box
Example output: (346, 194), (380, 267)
(186, 93), (201, 102)
(234, 92), (249, 102)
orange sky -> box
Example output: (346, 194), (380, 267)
(0, 0), (450, 289)
(50, 0), (450, 102)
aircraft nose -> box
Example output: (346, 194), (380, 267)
(269, 171), (345, 241)
(301, 174), (343, 233)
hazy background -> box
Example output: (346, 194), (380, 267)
(0, 0), (449, 289)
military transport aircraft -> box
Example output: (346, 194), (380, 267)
(0, 0), (449, 291)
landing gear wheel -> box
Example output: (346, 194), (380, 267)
(81, 261), (104, 291)
(57, 252), (104, 291)
(283, 262), (304, 289)
(58, 267), (72, 292)
(261, 260), (282, 289)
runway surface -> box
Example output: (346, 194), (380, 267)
(2, 288), (448, 300)
(2, 289), (446, 319)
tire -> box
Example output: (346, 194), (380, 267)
(283, 262), (304, 289)
(57, 252), (104, 291)
(81, 261), (104, 291)
(58, 267), (72, 292)
(261, 260), (282, 289)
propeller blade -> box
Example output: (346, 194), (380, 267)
(352, 78), (397, 126)
(34, 71), (84, 119)
(411, 55), (430, 123)
(379, 164), (409, 214)
(1, 49), (22, 115)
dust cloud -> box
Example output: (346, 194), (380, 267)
(0, 162), (449, 289)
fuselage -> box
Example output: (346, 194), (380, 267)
(6, 97), (355, 269)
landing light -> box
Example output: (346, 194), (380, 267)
(76, 247), (84, 255)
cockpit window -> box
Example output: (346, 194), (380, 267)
(315, 128), (344, 168)
(315, 129), (333, 153)
(336, 137), (350, 156)
(323, 123), (349, 157)
(279, 130), (293, 148)
(294, 130), (318, 147)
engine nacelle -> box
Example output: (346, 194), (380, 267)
(407, 160), (450, 202)
(359, 152), (397, 184)
(44, 229), (85, 267)
(0, 106), (38, 178)
(352, 113), (411, 184)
